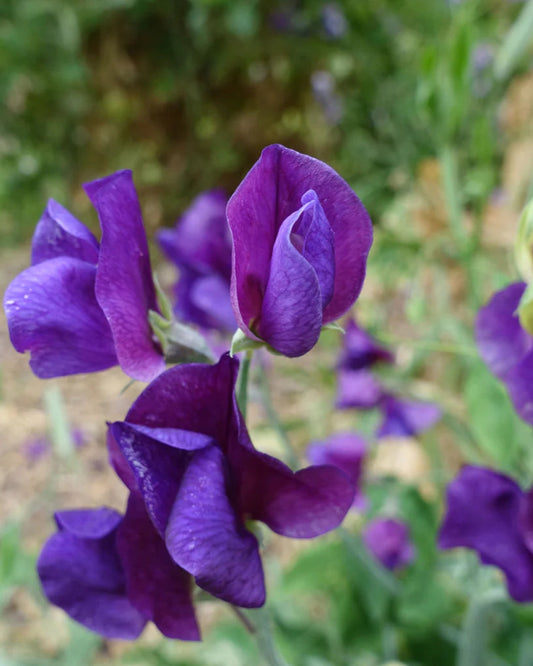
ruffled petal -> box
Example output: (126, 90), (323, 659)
(439, 466), (533, 602)
(31, 200), (99, 265)
(84, 170), (165, 382)
(235, 445), (354, 538)
(117, 493), (200, 640)
(166, 446), (265, 607)
(476, 282), (533, 380)
(4, 257), (117, 378)
(37, 508), (146, 639)
(377, 397), (441, 438)
(338, 319), (393, 371)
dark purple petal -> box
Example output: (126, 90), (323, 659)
(307, 432), (366, 508)
(117, 493), (200, 640)
(377, 396), (441, 438)
(335, 369), (384, 409)
(125, 354), (239, 448)
(85, 170), (165, 382)
(503, 350), (533, 426)
(235, 445), (355, 538)
(519, 488), (533, 554)
(439, 466), (533, 602)
(166, 446), (265, 607)
(362, 518), (415, 571)
(38, 508), (146, 639)
(109, 422), (192, 536)
(476, 283), (533, 380)
(338, 319), (393, 371)
(31, 200), (99, 266)
(125, 424), (216, 451)
(4, 257), (118, 378)
(259, 205), (323, 356)
(227, 144), (373, 339)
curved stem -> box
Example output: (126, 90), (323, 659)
(237, 350), (253, 419)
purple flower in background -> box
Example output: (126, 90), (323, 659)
(336, 369), (384, 409)
(363, 518), (415, 571)
(108, 354), (355, 608)
(321, 3), (348, 39)
(476, 283), (533, 425)
(439, 465), (533, 602)
(307, 432), (367, 508)
(338, 319), (393, 372)
(4, 171), (165, 382)
(311, 71), (344, 125)
(227, 144), (373, 357)
(24, 436), (50, 462)
(377, 396), (441, 438)
(472, 43), (494, 72)
(38, 501), (199, 640)
(157, 190), (236, 333)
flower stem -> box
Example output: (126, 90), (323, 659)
(237, 350), (253, 419)
(257, 362), (299, 469)
(231, 606), (289, 666)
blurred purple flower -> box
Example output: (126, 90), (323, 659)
(4, 171), (165, 382)
(338, 319), (393, 372)
(321, 3), (348, 39)
(307, 432), (367, 509)
(472, 43), (494, 72)
(107, 354), (355, 608)
(439, 465), (533, 602)
(157, 190), (236, 333)
(38, 501), (199, 640)
(336, 369), (384, 409)
(476, 282), (533, 425)
(227, 144), (373, 357)
(377, 396), (441, 438)
(311, 71), (344, 125)
(24, 436), (50, 462)
(363, 518), (415, 571)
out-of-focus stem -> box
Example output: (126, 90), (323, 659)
(237, 350), (253, 420)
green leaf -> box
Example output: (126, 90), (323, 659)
(495, 0), (533, 80)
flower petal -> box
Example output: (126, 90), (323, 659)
(117, 493), (200, 640)
(38, 508), (146, 639)
(84, 170), (165, 382)
(476, 282), (533, 380)
(377, 397), (441, 438)
(109, 422), (192, 536)
(363, 518), (415, 571)
(338, 319), (393, 371)
(335, 369), (384, 409)
(189, 274), (236, 332)
(31, 200), (99, 265)
(235, 445), (355, 538)
(259, 205), (323, 356)
(504, 350), (533, 426)
(4, 257), (118, 378)
(166, 446), (265, 607)
(439, 466), (533, 602)
(125, 354), (239, 448)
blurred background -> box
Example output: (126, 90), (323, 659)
(1, 0), (533, 664)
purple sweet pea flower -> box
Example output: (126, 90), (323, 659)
(157, 190), (236, 333)
(338, 319), (394, 371)
(227, 144), (373, 357)
(311, 71), (344, 125)
(376, 396), (441, 438)
(4, 171), (166, 382)
(363, 518), (415, 571)
(37, 502), (199, 640)
(335, 369), (384, 409)
(439, 465), (533, 602)
(108, 354), (355, 608)
(321, 3), (348, 39)
(476, 282), (533, 425)
(307, 432), (367, 509)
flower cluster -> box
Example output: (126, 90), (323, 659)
(5, 144), (376, 641)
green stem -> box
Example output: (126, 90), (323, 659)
(246, 607), (289, 666)
(257, 363), (299, 469)
(237, 351), (253, 419)
(440, 143), (464, 252)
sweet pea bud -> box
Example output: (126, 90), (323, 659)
(514, 198), (533, 282)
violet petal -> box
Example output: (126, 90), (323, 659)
(38, 508), (146, 639)
(377, 397), (441, 438)
(476, 283), (532, 380)
(85, 170), (165, 382)
(31, 200), (99, 266)
(362, 518), (415, 571)
(166, 445), (265, 607)
(335, 369), (384, 409)
(439, 466), (533, 602)
(117, 493), (200, 640)
(4, 257), (117, 378)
